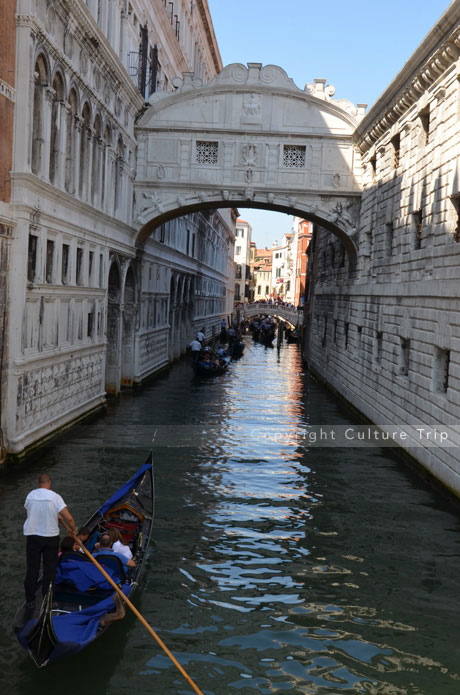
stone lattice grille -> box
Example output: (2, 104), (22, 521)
(283, 145), (306, 168)
(196, 141), (218, 164)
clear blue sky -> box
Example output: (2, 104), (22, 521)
(208, 0), (451, 248)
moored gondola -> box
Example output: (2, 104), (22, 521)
(14, 454), (154, 668)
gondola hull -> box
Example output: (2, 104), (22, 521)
(194, 356), (230, 376)
(15, 455), (154, 667)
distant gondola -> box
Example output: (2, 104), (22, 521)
(194, 356), (231, 376)
(14, 455), (154, 668)
(286, 330), (300, 343)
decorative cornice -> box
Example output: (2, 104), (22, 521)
(196, 0), (223, 75)
(355, 5), (460, 154)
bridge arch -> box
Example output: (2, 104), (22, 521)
(134, 63), (366, 263)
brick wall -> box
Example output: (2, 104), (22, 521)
(0, 0), (15, 202)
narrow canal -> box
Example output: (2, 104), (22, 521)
(1, 341), (460, 694)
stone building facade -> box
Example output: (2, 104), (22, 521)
(233, 218), (252, 303)
(304, 2), (460, 495)
(3, 0), (235, 462)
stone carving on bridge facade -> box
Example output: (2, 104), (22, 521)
(136, 192), (164, 224)
(242, 144), (257, 166)
(242, 94), (262, 124)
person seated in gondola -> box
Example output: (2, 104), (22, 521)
(93, 533), (136, 569)
(108, 527), (133, 561)
(198, 353), (213, 369)
(58, 536), (76, 557)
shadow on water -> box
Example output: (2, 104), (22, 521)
(2, 343), (460, 694)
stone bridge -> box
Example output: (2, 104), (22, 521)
(134, 63), (367, 265)
(238, 303), (303, 328)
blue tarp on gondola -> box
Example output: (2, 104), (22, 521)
(98, 460), (151, 515)
(56, 555), (117, 591)
(52, 586), (130, 648)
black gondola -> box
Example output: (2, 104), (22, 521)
(194, 355), (231, 376)
(14, 454), (154, 668)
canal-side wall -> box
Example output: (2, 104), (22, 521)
(304, 5), (460, 496)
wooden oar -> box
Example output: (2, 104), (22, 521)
(61, 520), (204, 695)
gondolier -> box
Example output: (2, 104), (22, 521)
(23, 474), (76, 609)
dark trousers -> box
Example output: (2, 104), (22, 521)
(24, 534), (59, 602)
(191, 350), (200, 365)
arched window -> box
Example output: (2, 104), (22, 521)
(114, 137), (124, 215)
(31, 55), (49, 175)
(65, 88), (78, 193)
(101, 124), (111, 211)
(49, 71), (65, 184)
(92, 114), (102, 205)
(79, 102), (91, 198)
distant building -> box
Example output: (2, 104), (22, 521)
(234, 219), (252, 303)
(271, 231), (296, 303)
(253, 247), (272, 300)
(293, 218), (312, 306)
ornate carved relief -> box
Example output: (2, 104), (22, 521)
(241, 94), (262, 124)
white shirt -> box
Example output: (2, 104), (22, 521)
(190, 339), (201, 351)
(112, 540), (133, 560)
(24, 488), (66, 537)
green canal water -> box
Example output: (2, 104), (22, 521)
(1, 342), (460, 694)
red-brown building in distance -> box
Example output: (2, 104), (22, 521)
(293, 218), (312, 307)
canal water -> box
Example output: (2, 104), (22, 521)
(1, 341), (460, 694)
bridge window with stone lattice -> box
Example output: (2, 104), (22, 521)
(196, 141), (218, 164)
(283, 145), (306, 168)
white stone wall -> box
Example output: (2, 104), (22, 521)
(4, 0), (231, 460)
(304, 4), (460, 495)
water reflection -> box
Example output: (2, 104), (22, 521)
(2, 343), (460, 694)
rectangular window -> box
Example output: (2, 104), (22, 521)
(375, 331), (383, 363)
(62, 244), (69, 284)
(400, 338), (410, 376)
(333, 319), (338, 344)
(46, 240), (54, 284)
(451, 195), (460, 242)
(27, 234), (38, 282)
(413, 210), (423, 250)
(283, 144), (306, 168)
(76, 247), (83, 286)
(265, 285), (269, 295)
(322, 316), (328, 348)
(235, 246), (241, 255)
(159, 225), (165, 243)
(88, 251), (94, 284)
(345, 322), (349, 350)
(432, 347), (450, 393)
(357, 325), (362, 351)
(370, 154), (377, 183)
(257, 285), (261, 294)
(196, 141), (218, 164)
(419, 107), (430, 145)
(391, 134), (400, 168)
(385, 222), (393, 257)
(99, 253), (104, 287)
(87, 311), (93, 338)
